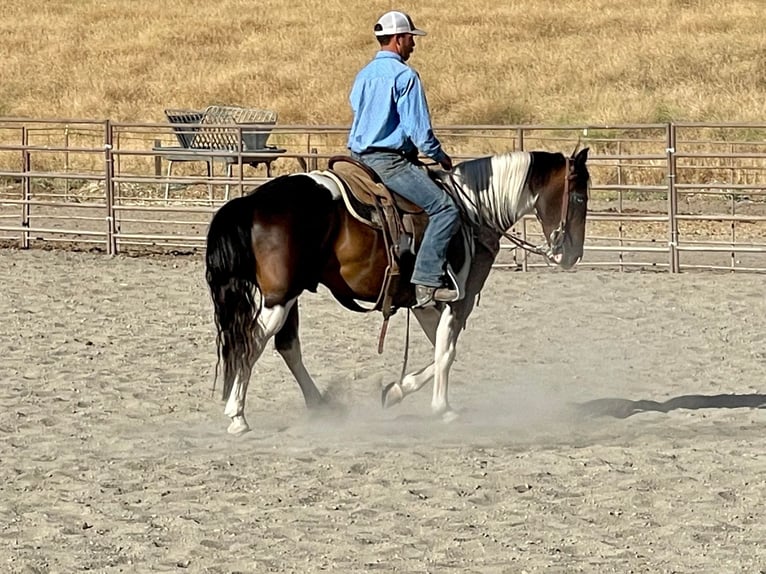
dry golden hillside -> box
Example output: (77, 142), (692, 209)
(2, 0), (765, 125)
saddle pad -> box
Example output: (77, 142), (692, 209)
(303, 170), (382, 228)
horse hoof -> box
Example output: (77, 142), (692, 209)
(382, 382), (404, 408)
(227, 416), (251, 436)
(441, 410), (460, 424)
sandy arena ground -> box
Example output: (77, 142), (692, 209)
(1, 248), (765, 573)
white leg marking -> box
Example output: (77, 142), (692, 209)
(382, 307), (442, 408)
(431, 305), (457, 418)
(400, 363), (436, 395)
(258, 300), (295, 338)
(383, 362), (436, 409)
(224, 298), (297, 434)
(224, 374), (242, 418)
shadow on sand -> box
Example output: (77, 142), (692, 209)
(575, 393), (766, 419)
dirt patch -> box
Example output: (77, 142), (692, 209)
(1, 249), (765, 572)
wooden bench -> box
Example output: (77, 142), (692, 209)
(154, 105), (286, 201)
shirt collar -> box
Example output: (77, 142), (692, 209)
(374, 51), (403, 63)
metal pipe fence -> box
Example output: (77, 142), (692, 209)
(1, 117), (765, 271)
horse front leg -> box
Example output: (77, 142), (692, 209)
(224, 298), (297, 435)
(382, 305), (460, 421)
(382, 363), (436, 408)
(382, 306), (440, 408)
(274, 303), (323, 408)
(431, 304), (459, 421)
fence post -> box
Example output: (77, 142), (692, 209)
(729, 141), (736, 270)
(154, 139), (162, 176)
(21, 126), (30, 249)
(517, 127), (526, 270)
(64, 126), (70, 199)
(104, 120), (117, 256)
(309, 147), (318, 171)
(666, 123), (679, 272)
(616, 140), (624, 271)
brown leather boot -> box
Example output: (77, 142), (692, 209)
(414, 284), (459, 307)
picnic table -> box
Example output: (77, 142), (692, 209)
(154, 105), (288, 201)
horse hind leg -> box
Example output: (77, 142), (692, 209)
(274, 303), (323, 408)
(224, 367), (254, 435)
(224, 297), (298, 435)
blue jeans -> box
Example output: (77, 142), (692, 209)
(352, 151), (460, 287)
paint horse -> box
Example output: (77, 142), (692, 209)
(205, 148), (590, 434)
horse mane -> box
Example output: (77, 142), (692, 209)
(450, 151), (535, 231)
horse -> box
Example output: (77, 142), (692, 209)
(205, 147), (591, 435)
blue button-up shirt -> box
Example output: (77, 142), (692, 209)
(348, 51), (446, 162)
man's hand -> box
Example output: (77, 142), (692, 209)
(439, 153), (453, 171)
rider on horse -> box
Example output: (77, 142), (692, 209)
(347, 10), (460, 308)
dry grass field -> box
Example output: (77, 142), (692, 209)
(2, 0), (766, 126)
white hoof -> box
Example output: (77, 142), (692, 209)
(382, 382), (404, 408)
(441, 409), (460, 424)
(227, 416), (251, 436)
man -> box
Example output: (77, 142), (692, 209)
(348, 10), (460, 307)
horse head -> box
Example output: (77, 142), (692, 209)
(534, 147), (590, 269)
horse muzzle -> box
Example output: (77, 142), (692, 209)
(547, 226), (581, 269)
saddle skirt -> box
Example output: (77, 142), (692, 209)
(300, 157), (475, 304)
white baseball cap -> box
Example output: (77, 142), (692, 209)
(373, 11), (427, 37)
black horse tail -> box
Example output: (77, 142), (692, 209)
(205, 196), (260, 401)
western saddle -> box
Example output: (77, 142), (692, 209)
(327, 156), (432, 320)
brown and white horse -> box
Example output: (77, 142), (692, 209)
(205, 148), (590, 434)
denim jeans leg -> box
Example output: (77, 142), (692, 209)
(354, 152), (460, 286)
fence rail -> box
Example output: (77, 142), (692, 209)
(1, 117), (766, 271)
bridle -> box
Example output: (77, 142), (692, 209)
(437, 153), (582, 263)
(544, 156), (575, 257)
(505, 156), (577, 263)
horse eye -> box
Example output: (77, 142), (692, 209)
(571, 195), (585, 205)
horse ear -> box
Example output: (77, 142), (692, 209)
(574, 146), (589, 166)
(570, 139), (581, 158)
